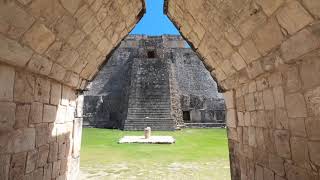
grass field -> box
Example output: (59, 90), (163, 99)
(80, 128), (231, 180)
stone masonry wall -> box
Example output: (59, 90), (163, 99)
(0, 0), (145, 179)
(166, 0), (320, 179)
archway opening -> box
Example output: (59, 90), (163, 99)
(79, 0), (230, 179)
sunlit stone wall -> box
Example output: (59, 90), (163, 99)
(165, 0), (320, 179)
(0, 0), (145, 179)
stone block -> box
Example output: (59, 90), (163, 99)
(237, 10), (267, 38)
(45, 41), (63, 61)
(273, 86), (285, 108)
(63, 71), (80, 88)
(56, 46), (79, 69)
(246, 60), (264, 79)
(26, 150), (38, 173)
(285, 163), (309, 180)
(227, 128), (238, 141)
(220, 59), (236, 77)
(35, 123), (49, 147)
(0, 65), (15, 101)
(289, 118), (306, 137)
(60, 0), (82, 14)
(97, 38), (113, 54)
(248, 81), (257, 93)
(52, 160), (61, 178)
(83, 17), (99, 35)
(290, 137), (309, 165)
(0, 102), (16, 131)
(269, 154), (285, 176)
(237, 112), (244, 126)
(263, 89), (275, 110)
(50, 82), (62, 105)
(230, 52), (247, 71)
(68, 30), (86, 49)
(73, 118), (82, 158)
(244, 93), (255, 111)
(61, 86), (76, 106)
(308, 141), (320, 166)
(44, 163), (53, 180)
(223, 91), (235, 109)
(285, 93), (307, 118)
(90, 26), (104, 45)
(0, 155), (10, 180)
(37, 145), (49, 168)
(27, 54), (53, 76)
(55, 15), (77, 40)
(276, 1), (313, 35)
(255, 165), (264, 180)
(56, 105), (67, 124)
(9, 152), (27, 180)
(8, 128), (35, 153)
(236, 96), (245, 112)
(227, 109), (237, 128)
(49, 63), (67, 82)
(244, 112), (251, 126)
(0, 2), (35, 39)
(264, 167), (275, 180)
(268, 72), (283, 87)
(15, 104), (30, 129)
(274, 108), (289, 130)
(238, 40), (261, 64)
(29, 102), (43, 124)
(29, 0), (65, 26)
(253, 18), (284, 55)
(34, 77), (50, 103)
(275, 175), (286, 180)
(285, 67), (301, 93)
(302, 0), (320, 18)
(43, 105), (57, 123)
(23, 23), (56, 54)
(48, 142), (58, 162)
(0, 34), (33, 67)
(256, 78), (269, 91)
(300, 57), (320, 90)
(274, 130), (291, 159)
(280, 29), (320, 62)
(254, 92), (264, 110)
(305, 118), (320, 140)
(224, 26), (242, 46)
(256, 0), (284, 16)
(216, 38), (234, 59)
(248, 127), (256, 147)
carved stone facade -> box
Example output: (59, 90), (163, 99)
(83, 35), (225, 130)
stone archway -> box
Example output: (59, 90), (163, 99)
(165, 0), (320, 179)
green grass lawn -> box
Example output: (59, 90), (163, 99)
(80, 128), (231, 180)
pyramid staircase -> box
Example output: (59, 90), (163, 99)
(123, 58), (175, 130)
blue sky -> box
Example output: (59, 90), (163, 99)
(130, 0), (179, 35)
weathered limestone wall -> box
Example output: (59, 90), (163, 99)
(170, 48), (225, 126)
(165, 0), (320, 179)
(0, 0), (145, 179)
